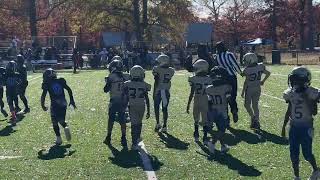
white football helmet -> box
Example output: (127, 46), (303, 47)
(243, 53), (258, 66)
(130, 65), (145, 80)
(193, 59), (209, 74)
(156, 54), (170, 67)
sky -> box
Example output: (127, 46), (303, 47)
(192, 1), (211, 18)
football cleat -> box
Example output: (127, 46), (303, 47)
(309, 170), (320, 180)
(294, 177), (301, 180)
(221, 144), (230, 153)
(243, 53), (258, 66)
(130, 65), (145, 80)
(203, 137), (209, 146)
(207, 142), (216, 154)
(64, 127), (72, 141)
(55, 136), (62, 145)
(233, 113), (239, 123)
(131, 144), (139, 151)
(161, 126), (167, 133)
(23, 108), (30, 114)
(193, 59), (209, 75)
(154, 123), (161, 132)
(156, 54), (170, 67)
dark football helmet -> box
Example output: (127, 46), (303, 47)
(6, 61), (17, 74)
(108, 60), (123, 73)
(288, 66), (311, 92)
(43, 68), (57, 82)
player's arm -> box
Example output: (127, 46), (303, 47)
(122, 85), (129, 106)
(261, 68), (271, 86)
(41, 89), (48, 111)
(153, 74), (159, 99)
(64, 83), (76, 109)
(187, 83), (195, 114)
(104, 77), (111, 93)
(241, 80), (248, 98)
(145, 92), (150, 119)
(281, 102), (291, 137)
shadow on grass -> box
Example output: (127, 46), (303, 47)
(209, 130), (240, 146)
(196, 141), (262, 177)
(107, 144), (163, 171)
(0, 125), (16, 136)
(228, 127), (264, 144)
(38, 144), (75, 160)
(256, 129), (288, 145)
(158, 132), (190, 150)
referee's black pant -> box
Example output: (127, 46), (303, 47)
(228, 75), (238, 114)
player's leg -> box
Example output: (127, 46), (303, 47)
(19, 83), (30, 113)
(252, 90), (261, 129)
(131, 107), (144, 150)
(104, 105), (116, 145)
(57, 107), (71, 142)
(51, 107), (62, 145)
(229, 76), (239, 123)
(7, 94), (17, 125)
(0, 87), (8, 117)
(289, 126), (301, 178)
(201, 104), (209, 144)
(301, 127), (320, 178)
(154, 91), (161, 132)
(13, 94), (21, 112)
(244, 91), (254, 128)
(119, 108), (127, 148)
(161, 90), (170, 132)
(193, 104), (200, 142)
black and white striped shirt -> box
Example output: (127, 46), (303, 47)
(216, 51), (241, 76)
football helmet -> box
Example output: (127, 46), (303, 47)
(130, 65), (145, 80)
(16, 54), (25, 65)
(111, 55), (122, 62)
(210, 66), (229, 86)
(156, 54), (170, 67)
(193, 59), (209, 75)
(108, 60), (123, 73)
(43, 68), (57, 82)
(288, 66), (311, 90)
(6, 61), (17, 74)
(243, 53), (258, 66)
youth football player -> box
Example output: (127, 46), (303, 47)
(186, 59), (212, 143)
(5, 61), (20, 125)
(241, 53), (270, 129)
(16, 55), (30, 113)
(206, 66), (232, 154)
(0, 67), (8, 117)
(103, 59), (130, 148)
(41, 68), (75, 145)
(123, 65), (151, 150)
(152, 54), (175, 132)
(281, 67), (320, 180)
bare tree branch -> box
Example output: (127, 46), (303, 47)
(36, 0), (69, 21)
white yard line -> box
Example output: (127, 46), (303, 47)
(0, 156), (22, 160)
(138, 141), (157, 180)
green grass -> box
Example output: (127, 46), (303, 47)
(0, 65), (320, 179)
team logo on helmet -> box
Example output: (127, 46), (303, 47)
(130, 65), (145, 80)
(193, 59), (209, 74)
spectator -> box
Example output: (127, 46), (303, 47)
(99, 48), (109, 68)
(215, 41), (242, 123)
(72, 49), (79, 73)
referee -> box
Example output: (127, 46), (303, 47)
(215, 42), (242, 123)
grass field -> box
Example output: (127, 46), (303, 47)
(1, 65), (320, 179)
